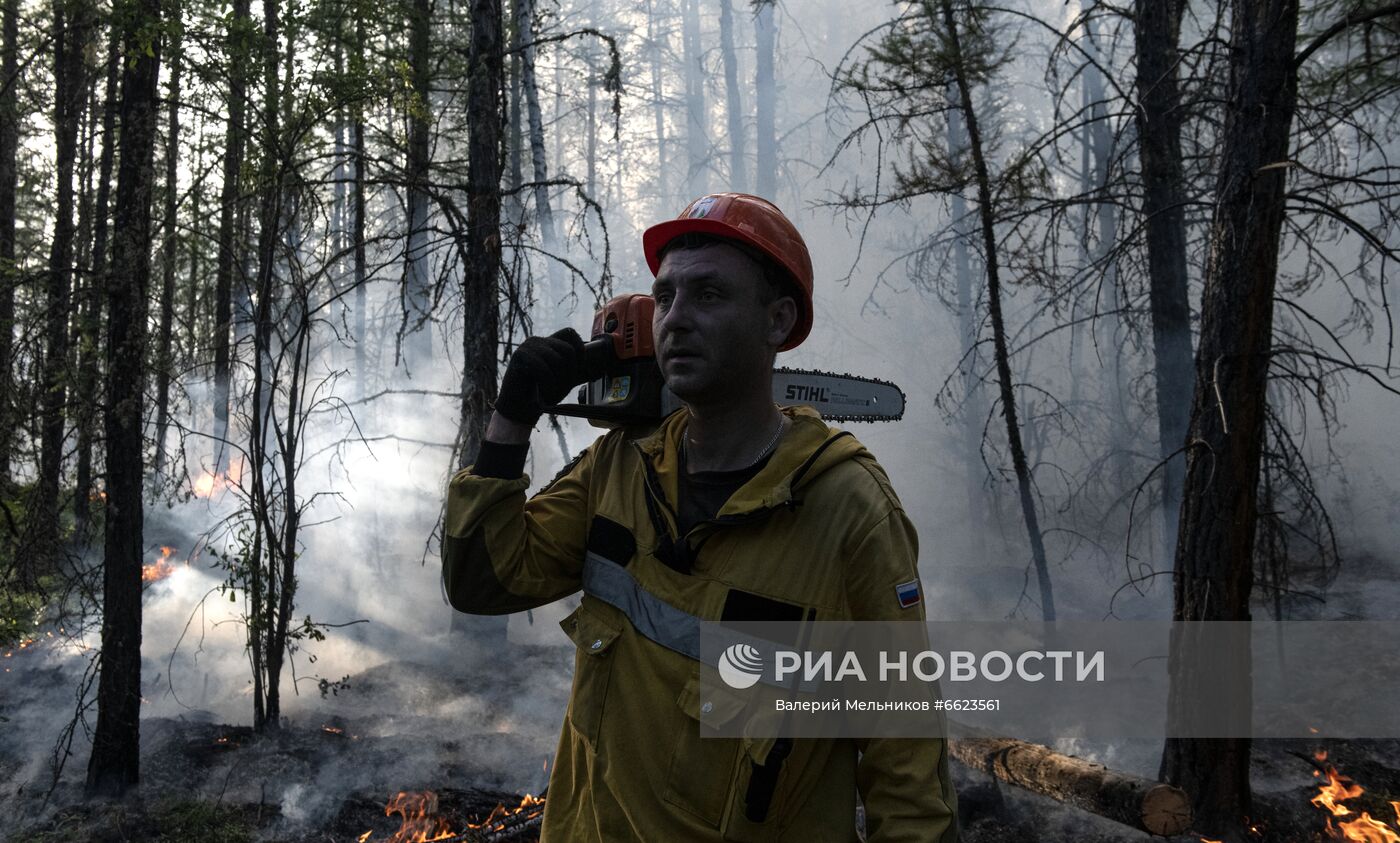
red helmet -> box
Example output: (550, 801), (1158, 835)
(643, 193), (814, 351)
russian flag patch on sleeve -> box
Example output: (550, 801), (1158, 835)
(895, 579), (922, 609)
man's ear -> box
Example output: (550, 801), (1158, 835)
(766, 296), (798, 349)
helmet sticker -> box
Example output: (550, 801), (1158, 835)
(688, 196), (719, 219)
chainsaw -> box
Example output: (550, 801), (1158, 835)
(547, 293), (905, 427)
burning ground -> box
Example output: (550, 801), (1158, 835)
(0, 641), (568, 841)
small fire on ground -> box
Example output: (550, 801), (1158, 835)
(359, 790), (545, 843)
(142, 546), (183, 583)
(1309, 749), (1400, 843)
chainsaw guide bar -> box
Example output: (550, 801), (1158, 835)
(772, 367), (905, 423)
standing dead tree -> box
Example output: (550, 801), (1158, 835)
(830, 0), (1057, 619)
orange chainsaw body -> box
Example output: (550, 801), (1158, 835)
(590, 293), (656, 361)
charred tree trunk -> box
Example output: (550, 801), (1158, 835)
(213, 0), (252, 471)
(939, 0), (1055, 620)
(517, 0), (555, 252)
(1081, 20), (1130, 488)
(332, 31), (346, 287)
(1133, 0), (1193, 565)
(585, 45), (597, 199)
(329, 30), (346, 336)
(186, 132), (204, 362)
(250, 0), (285, 732)
(507, 0), (522, 212)
(154, 4), (182, 477)
(681, 0), (705, 197)
(648, 0), (668, 208)
(463, 0), (502, 461)
(947, 84), (987, 562)
(403, 0), (433, 368)
(753, 0), (776, 199)
(353, 13), (368, 401)
(719, 0), (746, 192)
(1159, 0), (1299, 836)
(455, 0), (508, 644)
(552, 54), (562, 185)
(87, 0), (161, 797)
(0, 0), (19, 494)
(74, 29), (120, 532)
(36, 0), (92, 570)
(71, 101), (96, 533)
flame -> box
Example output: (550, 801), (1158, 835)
(364, 790), (547, 843)
(191, 458), (245, 499)
(322, 724), (344, 735)
(1332, 814), (1400, 843)
(466, 792), (545, 833)
(382, 791), (454, 843)
(142, 546), (182, 583)
(1310, 759), (1400, 842)
(1314, 767), (1365, 816)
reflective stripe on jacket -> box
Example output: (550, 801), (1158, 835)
(443, 405), (959, 842)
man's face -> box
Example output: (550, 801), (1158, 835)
(651, 242), (795, 405)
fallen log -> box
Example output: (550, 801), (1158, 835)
(949, 735), (1191, 836)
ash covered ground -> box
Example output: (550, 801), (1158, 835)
(4, 629), (1400, 841)
(1, 632), (570, 841)
(3, 501), (1400, 841)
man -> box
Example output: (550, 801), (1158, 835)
(443, 193), (958, 841)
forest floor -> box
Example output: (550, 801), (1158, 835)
(4, 546), (1399, 843)
(4, 647), (1396, 843)
(4, 726), (1395, 841)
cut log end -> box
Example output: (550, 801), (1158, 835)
(1140, 783), (1191, 836)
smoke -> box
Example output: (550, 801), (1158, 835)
(4, 0), (1399, 836)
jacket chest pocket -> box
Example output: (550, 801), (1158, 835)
(560, 601), (623, 750)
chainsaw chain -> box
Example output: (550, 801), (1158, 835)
(774, 366), (907, 423)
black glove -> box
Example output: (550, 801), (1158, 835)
(494, 328), (588, 426)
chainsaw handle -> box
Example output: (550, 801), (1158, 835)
(581, 337), (615, 381)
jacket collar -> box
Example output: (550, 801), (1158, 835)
(633, 405), (863, 517)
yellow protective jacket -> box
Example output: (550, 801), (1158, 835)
(443, 405), (958, 842)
